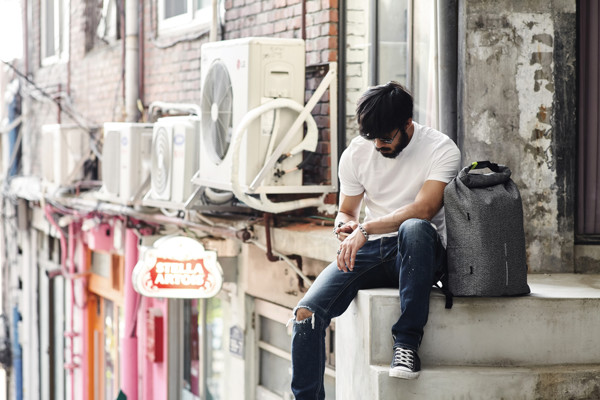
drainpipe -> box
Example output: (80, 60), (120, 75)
(125, 0), (140, 122)
(79, 237), (90, 398)
(23, 0), (29, 76)
(138, 0), (145, 115)
(210, 0), (218, 42)
(121, 227), (139, 399)
(65, 223), (79, 400)
(338, 0), (347, 190)
(369, 0), (378, 85)
(437, 0), (458, 142)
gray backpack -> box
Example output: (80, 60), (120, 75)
(443, 161), (530, 298)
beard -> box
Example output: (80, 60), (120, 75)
(376, 129), (409, 159)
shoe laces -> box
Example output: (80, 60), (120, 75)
(393, 347), (415, 368)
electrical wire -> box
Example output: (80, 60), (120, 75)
(1, 60), (98, 136)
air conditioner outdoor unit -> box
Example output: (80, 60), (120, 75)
(144, 116), (200, 205)
(40, 124), (90, 187)
(99, 122), (153, 204)
(193, 37), (306, 194)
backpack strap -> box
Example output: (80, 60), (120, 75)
(433, 268), (453, 309)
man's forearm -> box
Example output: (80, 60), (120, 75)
(334, 212), (358, 226)
(362, 202), (438, 235)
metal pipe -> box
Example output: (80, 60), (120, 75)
(369, 0), (378, 85)
(262, 213), (311, 287)
(210, 0), (218, 42)
(121, 228), (139, 399)
(138, 0), (145, 113)
(437, 0), (458, 141)
(302, 0), (306, 40)
(67, 223), (76, 400)
(23, 0), (29, 76)
(125, 0), (139, 122)
(337, 0), (347, 198)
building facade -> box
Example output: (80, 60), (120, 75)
(0, 0), (597, 399)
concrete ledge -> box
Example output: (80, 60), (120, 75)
(337, 274), (600, 369)
(367, 364), (600, 400)
(252, 223), (338, 262)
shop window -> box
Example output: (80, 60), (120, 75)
(204, 297), (225, 399)
(254, 300), (336, 400)
(158, 0), (212, 34)
(41, 0), (70, 65)
(174, 297), (225, 400)
(88, 251), (125, 400)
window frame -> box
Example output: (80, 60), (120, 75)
(372, 0), (441, 129)
(253, 299), (336, 400)
(157, 0), (212, 36)
(41, 0), (70, 65)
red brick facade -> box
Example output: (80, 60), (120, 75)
(25, 0), (339, 191)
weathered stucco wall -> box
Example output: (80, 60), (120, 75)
(458, 0), (576, 273)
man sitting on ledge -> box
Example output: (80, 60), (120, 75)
(289, 81), (461, 399)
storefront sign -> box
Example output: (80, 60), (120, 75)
(133, 236), (223, 298)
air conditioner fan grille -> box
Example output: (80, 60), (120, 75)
(201, 60), (233, 163)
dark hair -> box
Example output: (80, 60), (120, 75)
(355, 81), (413, 140)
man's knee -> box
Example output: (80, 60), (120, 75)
(295, 307), (313, 322)
(398, 218), (434, 239)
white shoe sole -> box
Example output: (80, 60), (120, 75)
(389, 368), (420, 380)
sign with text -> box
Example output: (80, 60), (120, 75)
(133, 236), (223, 298)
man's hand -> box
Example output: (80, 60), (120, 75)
(334, 221), (355, 241)
(336, 222), (367, 272)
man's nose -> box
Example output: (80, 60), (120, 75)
(374, 138), (388, 148)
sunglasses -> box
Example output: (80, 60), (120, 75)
(361, 128), (401, 144)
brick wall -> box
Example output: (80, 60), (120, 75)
(24, 0), (340, 196)
(225, 0), (339, 189)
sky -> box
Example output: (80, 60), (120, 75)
(0, 0), (23, 61)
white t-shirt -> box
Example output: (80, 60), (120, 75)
(338, 122), (461, 246)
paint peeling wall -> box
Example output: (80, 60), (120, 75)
(459, 0), (576, 273)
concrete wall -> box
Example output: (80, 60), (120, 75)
(458, 0), (577, 273)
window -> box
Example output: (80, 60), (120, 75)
(41, 0), (70, 64)
(254, 300), (336, 400)
(167, 297), (224, 400)
(158, 0), (212, 34)
(377, 0), (439, 128)
(577, 0), (600, 238)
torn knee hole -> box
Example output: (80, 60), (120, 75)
(295, 307), (313, 322)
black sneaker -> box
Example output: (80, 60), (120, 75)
(389, 346), (421, 379)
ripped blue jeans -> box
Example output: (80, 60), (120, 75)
(290, 219), (446, 399)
